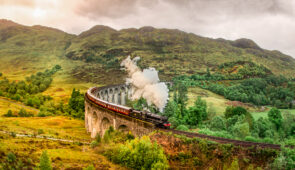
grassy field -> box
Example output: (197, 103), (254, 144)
(0, 116), (91, 141)
(187, 87), (230, 115)
(0, 132), (122, 169)
(0, 97), (39, 116)
(0, 50), (97, 102)
(0, 98), (123, 169)
(251, 108), (295, 120)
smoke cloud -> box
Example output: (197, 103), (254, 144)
(121, 56), (169, 112)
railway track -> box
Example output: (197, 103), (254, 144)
(159, 129), (284, 150)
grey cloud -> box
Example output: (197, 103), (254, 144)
(68, 0), (294, 57)
(76, 0), (294, 20)
(75, 0), (140, 19)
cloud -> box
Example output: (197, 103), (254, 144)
(0, 0), (35, 7)
(73, 0), (295, 57)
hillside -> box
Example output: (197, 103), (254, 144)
(66, 25), (295, 83)
(0, 19), (295, 89)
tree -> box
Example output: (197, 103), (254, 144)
(209, 116), (226, 131)
(185, 97), (207, 126)
(206, 67), (211, 77)
(4, 110), (13, 117)
(253, 117), (274, 138)
(163, 101), (178, 118)
(224, 106), (248, 119)
(68, 88), (85, 119)
(268, 108), (283, 130)
(231, 122), (250, 139)
(39, 150), (52, 170)
(173, 82), (188, 116)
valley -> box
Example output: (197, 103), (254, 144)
(0, 19), (295, 169)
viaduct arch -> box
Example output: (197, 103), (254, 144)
(84, 84), (173, 138)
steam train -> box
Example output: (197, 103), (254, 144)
(86, 87), (171, 128)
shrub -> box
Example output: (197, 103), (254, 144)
(95, 134), (101, 143)
(18, 108), (33, 117)
(37, 111), (47, 117)
(90, 141), (98, 148)
(83, 165), (95, 170)
(245, 136), (259, 142)
(39, 151), (52, 170)
(225, 106), (248, 119)
(176, 125), (189, 131)
(231, 122), (250, 139)
(268, 108), (283, 130)
(10, 132), (16, 137)
(3, 110), (13, 117)
(209, 116), (226, 131)
(38, 129), (44, 135)
(6, 152), (16, 163)
(104, 136), (169, 169)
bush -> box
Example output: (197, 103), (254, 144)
(245, 136), (259, 142)
(3, 110), (13, 117)
(104, 136), (169, 169)
(37, 110), (48, 117)
(38, 129), (44, 135)
(95, 134), (101, 143)
(90, 141), (99, 148)
(225, 106), (248, 119)
(39, 151), (52, 170)
(10, 132), (16, 137)
(18, 108), (33, 117)
(83, 165), (95, 170)
(176, 125), (189, 131)
(270, 147), (295, 170)
(209, 116), (226, 131)
(268, 108), (283, 130)
(6, 152), (16, 163)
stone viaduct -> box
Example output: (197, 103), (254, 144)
(84, 83), (172, 138)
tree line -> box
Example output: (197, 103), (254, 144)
(174, 73), (295, 109)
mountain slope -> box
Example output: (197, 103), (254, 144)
(0, 20), (294, 87)
(65, 25), (295, 82)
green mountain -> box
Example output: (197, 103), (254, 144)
(1, 19), (295, 86)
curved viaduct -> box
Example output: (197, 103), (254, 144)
(85, 83), (291, 150)
(84, 84), (158, 138)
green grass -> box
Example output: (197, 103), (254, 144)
(187, 87), (230, 115)
(251, 108), (295, 120)
(187, 87), (258, 116)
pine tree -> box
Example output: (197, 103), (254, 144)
(39, 150), (52, 170)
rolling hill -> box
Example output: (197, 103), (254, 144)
(1, 19), (295, 88)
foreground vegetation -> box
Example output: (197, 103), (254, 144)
(0, 116), (120, 169)
(92, 127), (283, 169)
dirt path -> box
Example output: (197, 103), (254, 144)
(0, 97), (39, 112)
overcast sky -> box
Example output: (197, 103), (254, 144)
(0, 0), (294, 57)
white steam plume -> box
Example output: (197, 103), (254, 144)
(121, 56), (169, 112)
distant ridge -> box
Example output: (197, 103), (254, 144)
(0, 19), (294, 85)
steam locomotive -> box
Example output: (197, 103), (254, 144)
(86, 87), (171, 128)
